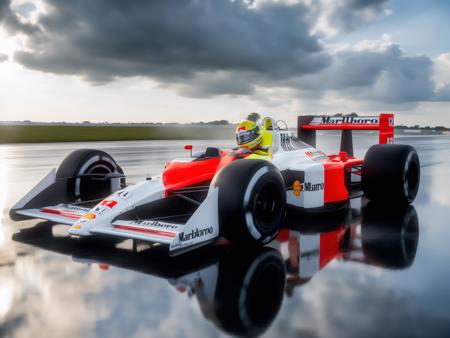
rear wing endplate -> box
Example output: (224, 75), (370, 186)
(297, 113), (394, 156)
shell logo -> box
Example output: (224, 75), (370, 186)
(293, 180), (302, 197)
(83, 213), (96, 220)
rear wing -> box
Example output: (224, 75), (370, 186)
(297, 113), (394, 156)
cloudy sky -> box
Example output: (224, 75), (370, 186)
(0, 0), (449, 126)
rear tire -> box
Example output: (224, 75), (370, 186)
(56, 149), (124, 202)
(362, 144), (420, 204)
(213, 160), (286, 244)
(361, 203), (419, 269)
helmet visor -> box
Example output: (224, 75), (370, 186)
(236, 126), (260, 145)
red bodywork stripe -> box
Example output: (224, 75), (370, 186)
(319, 227), (346, 269)
(343, 158), (363, 170)
(41, 208), (81, 219)
(321, 154), (364, 203)
(322, 160), (349, 203)
(162, 153), (235, 194)
(114, 224), (176, 238)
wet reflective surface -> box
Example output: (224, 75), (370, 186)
(1, 136), (450, 337)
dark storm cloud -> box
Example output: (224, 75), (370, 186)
(295, 42), (445, 104)
(325, 0), (389, 32)
(1, 0), (448, 104)
(173, 71), (256, 98)
(0, 0), (37, 34)
(5, 0), (329, 86)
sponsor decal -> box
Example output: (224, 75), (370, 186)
(83, 213), (96, 220)
(318, 116), (379, 125)
(289, 181), (324, 193)
(280, 133), (292, 150)
(114, 224), (176, 238)
(293, 180), (302, 197)
(78, 218), (89, 224)
(389, 117), (394, 127)
(300, 249), (320, 259)
(126, 220), (179, 231)
(280, 133), (303, 151)
(99, 200), (118, 209)
(178, 226), (214, 242)
(303, 182), (324, 191)
(305, 150), (327, 160)
(72, 224), (83, 229)
(93, 206), (108, 215)
(118, 190), (133, 200)
(62, 204), (91, 212)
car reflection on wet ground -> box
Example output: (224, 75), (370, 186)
(1, 136), (450, 338)
(9, 201), (418, 337)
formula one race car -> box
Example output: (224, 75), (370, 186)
(10, 114), (420, 255)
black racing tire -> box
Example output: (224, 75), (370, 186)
(361, 203), (419, 269)
(213, 247), (285, 337)
(213, 160), (286, 244)
(362, 144), (420, 204)
(56, 149), (124, 201)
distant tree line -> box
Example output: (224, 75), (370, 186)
(5, 113), (449, 130)
(331, 112), (359, 117)
(396, 125), (448, 131)
(9, 120), (235, 126)
(190, 120), (231, 125)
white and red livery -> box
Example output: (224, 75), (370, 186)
(10, 114), (420, 255)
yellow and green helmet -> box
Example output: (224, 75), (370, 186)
(236, 120), (262, 149)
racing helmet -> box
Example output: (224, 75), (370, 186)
(236, 120), (262, 149)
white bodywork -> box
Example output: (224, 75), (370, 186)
(67, 176), (220, 255)
(269, 127), (327, 208)
(12, 119), (332, 255)
(273, 150), (325, 208)
(14, 175), (221, 255)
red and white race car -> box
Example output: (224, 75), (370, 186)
(9, 114), (420, 255)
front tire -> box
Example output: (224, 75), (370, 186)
(362, 144), (420, 204)
(213, 247), (285, 337)
(213, 160), (286, 244)
(56, 149), (125, 202)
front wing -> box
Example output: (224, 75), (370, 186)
(90, 187), (220, 255)
(12, 176), (220, 256)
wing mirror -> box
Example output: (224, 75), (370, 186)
(184, 144), (193, 157)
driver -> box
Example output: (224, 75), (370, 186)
(235, 120), (272, 159)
